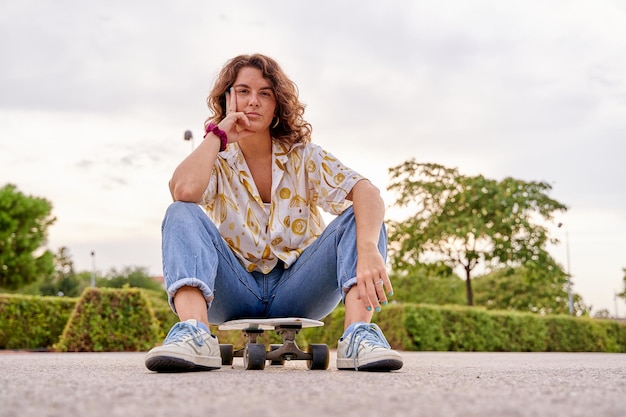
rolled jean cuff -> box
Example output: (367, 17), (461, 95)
(166, 277), (214, 314)
(341, 277), (358, 303)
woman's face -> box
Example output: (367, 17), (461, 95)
(230, 66), (277, 133)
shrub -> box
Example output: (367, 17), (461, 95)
(403, 304), (448, 351)
(55, 288), (160, 352)
(0, 294), (76, 350)
(438, 305), (500, 351)
(545, 315), (625, 352)
(2, 290), (625, 353)
(490, 311), (548, 352)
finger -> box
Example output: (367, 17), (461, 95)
(365, 277), (381, 312)
(234, 113), (251, 131)
(228, 87), (237, 114)
(380, 270), (394, 298)
(356, 278), (372, 312)
(380, 270), (393, 301)
(375, 278), (388, 306)
(225, 88), (231, 114)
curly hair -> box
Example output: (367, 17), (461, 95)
(206, 54), (312, 146)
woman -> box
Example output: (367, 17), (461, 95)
(145, 54), (403, 372)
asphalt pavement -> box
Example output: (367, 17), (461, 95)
(1, 351), (624, 417)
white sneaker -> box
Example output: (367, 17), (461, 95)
(145, 319), (221, 372)
(337, 323), (403, 371)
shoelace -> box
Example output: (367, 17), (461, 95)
(164, 321), (205, 347)
(344, 323), (391, 369)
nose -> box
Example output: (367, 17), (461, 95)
(248, 92), (260, 107)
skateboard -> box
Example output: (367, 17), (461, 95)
(217, 317), (330, 370)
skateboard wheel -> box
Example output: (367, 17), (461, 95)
(307, 344), (329, 370)
(269, 344), (285, 366)
(219, 344), (234, 366)
(244, 343), (266, 370)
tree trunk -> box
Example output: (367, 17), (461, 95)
(465, 266), (473, 306)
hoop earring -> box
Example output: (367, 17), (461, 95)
(271, 117), (280, 129)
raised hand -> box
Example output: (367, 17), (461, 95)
(217, 87), (254, 143)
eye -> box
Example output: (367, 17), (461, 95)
(236, 88), (249, 95)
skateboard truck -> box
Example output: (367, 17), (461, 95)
(218, 318), (330, 371)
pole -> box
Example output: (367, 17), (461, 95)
(565, 230), (574, 315)
(184, 130), (194, 152)
(90, 251), (96, 287)
(558, 223), (574, 315)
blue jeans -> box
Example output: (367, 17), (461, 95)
(161, 202), (387, 324)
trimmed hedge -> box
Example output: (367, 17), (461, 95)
(209, 303), (625, 353)
(1, 290), (625, 352)
(287, 303), (626, 353)
(544, 315), (626, 352)
(383, 303), (626, 353)
(55, 288), (160, 352)
(0, 294), (77, 350)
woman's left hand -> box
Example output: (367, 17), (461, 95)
(355, 247), (393, 312)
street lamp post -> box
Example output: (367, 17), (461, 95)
(565, 229), (574, 315)
(184, 130), (194, 152)
(558, 223), (574, 315)
(90, 251), (96, 288)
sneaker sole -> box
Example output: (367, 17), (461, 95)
(337, 358), (403, 372)
(145, 353), (221, 373)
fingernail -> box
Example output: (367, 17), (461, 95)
(389, 291), (394, 296)
(381, 301), (388, 306)
(366, 306), (372, 312)
(375, 307), (381, 312)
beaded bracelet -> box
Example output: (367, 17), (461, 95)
(204, 123), (228, 151)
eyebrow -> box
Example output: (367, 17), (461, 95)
(233, 83), (273, 91)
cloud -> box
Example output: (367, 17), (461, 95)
(1, 0), (625, 314)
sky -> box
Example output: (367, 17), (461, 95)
(1, 0), (625, 316)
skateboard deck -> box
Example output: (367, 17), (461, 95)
(217, 317), (329, 371)
(218, 317), (324, 331)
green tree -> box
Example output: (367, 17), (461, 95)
(391, 261), (465, 305)
(472, 261), (589, 315)
(0, 184), (56, 290)
(619, 268), (626, 302)
(98, 266), (164, 293)
(40, 247), (86, 297)
(387, 160), (567, 306)
(593, 309), (611, 319)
